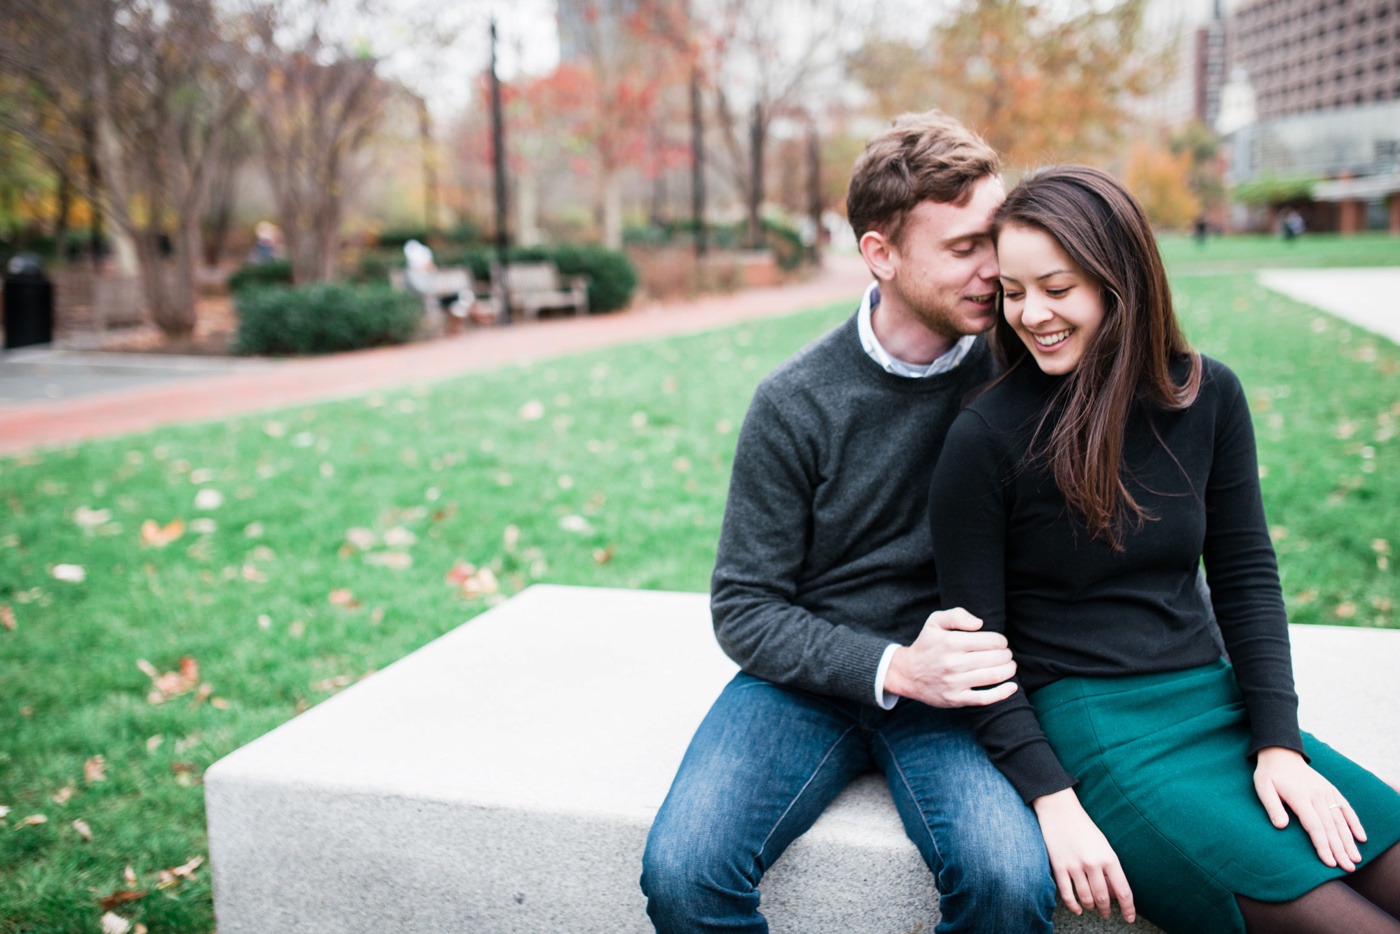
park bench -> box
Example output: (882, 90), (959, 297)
(495, 261), (590, 318)
(205, 585), (1400, 934)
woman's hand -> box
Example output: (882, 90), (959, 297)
(1254, 746), (1367, 871)
(1032, 788), (1136, 922)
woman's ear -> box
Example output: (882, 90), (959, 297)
(859, 229), (898, 282)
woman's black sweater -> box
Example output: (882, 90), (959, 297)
(929, 354), (1304, 802)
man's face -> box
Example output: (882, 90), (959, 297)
(882, 175), (1005, 340)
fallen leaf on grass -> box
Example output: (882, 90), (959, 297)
(137, 657), (200, 703)
(344, 527), (377, 550)
(124, 866), (138, 886)
(98, 888), (146, 911)
(329, 589), (360, 608)
(559, 515), (592, 534)
(140, 519), (184, 548)
(241, 563), (268, 583)
(310, 675), (353, 692)
(1, 605), (14, 631)
(51, 785), (73, 805)
(1335, 602), (1358, 619)
(0, 805), (9, 819)
(72, 818), (92, 841)
(84, 756), (107, 783)
(155, 855), (204, 889)
(101, 911), (132, 934)
(15, 814), (46, 828)
(194, 489), (224, 510)
(364, 551), (412, 569)
(74, 506), (112, 529)
(171, 763), (202, 786)
(445, 562), (499, 598)
(382, 526), (416, 548)
(593, 546), (616, 566)
(51, 564), (86, 583)
(190, 683), (213, 708)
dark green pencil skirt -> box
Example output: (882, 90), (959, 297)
(1032, 660), (1400, 934)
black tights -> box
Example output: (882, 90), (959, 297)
(1236, 843), (1400, 933)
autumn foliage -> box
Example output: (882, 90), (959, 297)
(851, 0), (1167, 171)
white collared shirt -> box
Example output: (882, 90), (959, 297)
(856, 280), (976, 708)
(856, 281), (976, 379)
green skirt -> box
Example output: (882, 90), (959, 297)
(1031, 660), (1400, 934)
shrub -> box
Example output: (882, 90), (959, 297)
(622, 218), (807, 270)
(233, 283), (422, 356)
(376, 224), (483, 250)
(354, 249), (404, 284)
(228, 260), (293, 293)
(759, 219), (806, 271)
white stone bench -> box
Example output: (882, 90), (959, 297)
(205, 585), (1400, 933)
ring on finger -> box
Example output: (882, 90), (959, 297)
(1328, 803), (1345, 812)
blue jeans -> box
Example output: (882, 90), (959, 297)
(641, 672), (1054, 933)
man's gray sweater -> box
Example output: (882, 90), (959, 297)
(711, 314), (996, 706)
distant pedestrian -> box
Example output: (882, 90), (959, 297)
(1194, 214), (1208, 246)
(250, 222), (281, 263)
(1282, 209), (1305, 242)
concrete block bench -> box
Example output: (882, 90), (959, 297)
(206, 585), (1400, 933)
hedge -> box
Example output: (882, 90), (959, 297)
(233, 283), (421, 356)
(624, 217), (807, 270)
(228, 260), (294, 293)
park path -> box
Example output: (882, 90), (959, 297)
(1256, 268), (1400, 345)
(0, 253), (871, 457)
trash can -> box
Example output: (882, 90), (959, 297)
(3, 253), (54, 349)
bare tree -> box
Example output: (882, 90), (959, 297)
(0, 0), (246, 340)
(703, 0), (848, 248)
(233, 2), (389, 284)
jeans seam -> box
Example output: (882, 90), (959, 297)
(875, 731), (945, 879)
(750, 723), (859, 878)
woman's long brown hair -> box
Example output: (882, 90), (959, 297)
(991, 165), (1202, 551)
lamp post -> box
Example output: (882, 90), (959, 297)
(490, 17), (511, 324)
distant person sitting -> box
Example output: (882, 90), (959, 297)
(249, 221), (282, 264)
(403, 239), (463, 314)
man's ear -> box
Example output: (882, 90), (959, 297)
(859, 229), (898, 282)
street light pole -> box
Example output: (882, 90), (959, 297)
(490, 17), (511, 324)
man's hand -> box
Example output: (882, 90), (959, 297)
(883, 607), (1017, 708)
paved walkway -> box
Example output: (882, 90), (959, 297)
(1256, 267), (1400, 345)
(5, 259), (1394, 459)
(0, 253), (871, 456)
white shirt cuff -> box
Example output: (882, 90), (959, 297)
(875, 642), (901, 710)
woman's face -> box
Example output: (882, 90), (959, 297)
(996, 223), (1105, 376)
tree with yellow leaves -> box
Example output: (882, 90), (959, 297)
(851, 0), (1170, 172)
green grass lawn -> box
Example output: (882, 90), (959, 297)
(3, 237), (1399, 933)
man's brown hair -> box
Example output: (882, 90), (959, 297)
(846, 110), (1000, 246)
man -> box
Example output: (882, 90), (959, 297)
(640, 111), (1055, 933)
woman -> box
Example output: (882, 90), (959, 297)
(928, 165), (1400, 933)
